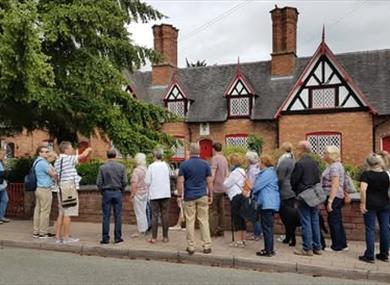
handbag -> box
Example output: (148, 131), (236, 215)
(58, 158), (78, 208)
(344, 172), (357, 194)
(297, 183), (326, 207)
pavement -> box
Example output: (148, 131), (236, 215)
(0, 220), (389, 283)
(1, 247), (387, 285)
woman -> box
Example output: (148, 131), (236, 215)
(252, 154), (280, 257)
(245, 151), (262, 241)
(223, 154), (247, 247)
(0, 150), (10, 225)
(130, 153), (149, 238)
(359, 153), (390, 263)
(322, 146), (348, 251)
(276, 142), (296, 246)
(144, 149), (171, 244)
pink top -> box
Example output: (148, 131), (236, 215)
(211, 154), (229, 193)
(131, 166), (148, 195)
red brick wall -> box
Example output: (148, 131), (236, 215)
(374, 116), (390, 152)
(279, 112), (373, 165)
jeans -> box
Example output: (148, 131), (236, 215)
(0, 189), (9, 218)
(102, 191), (123, 242)
(363, 208), (390, 259)
(260, 209), (274, 253)
(253, 220), (263, 237)
(298, 202), (321, 251)
(150, 198), (170, 239)
(327, 197), (348, 250)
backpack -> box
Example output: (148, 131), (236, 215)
(24, 159), (41, 192)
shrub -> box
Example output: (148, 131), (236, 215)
(247, 135), (264, 154)
(76, 159), (103, 185)
(308, 153), (327, 173)
(6, 157), (35, 183)
(222, 145), (248, 168)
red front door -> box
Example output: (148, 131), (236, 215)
(383, 136), (390, 153)
(199, 139), (213, 160)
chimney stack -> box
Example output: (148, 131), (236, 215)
(152, 24), (179, 85)
(270, 6), (299, 77)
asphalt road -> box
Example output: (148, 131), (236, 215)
(0, 247), (386, 285)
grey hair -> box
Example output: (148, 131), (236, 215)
(365, 153), (385, 171)
(135, 153), (147, 166)
(190, 142), (200, 155)
(153, 149), (163, 160)
(59, 141), (72, 154)
(298, 140), (312, 153)
(245, 151), (259, 164)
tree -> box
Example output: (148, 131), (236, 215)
(185, 58), (207, 68)
(0, 0), (174, 155)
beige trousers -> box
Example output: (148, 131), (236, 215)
(184, 196), (212, 251)
(33, 188), (53, 235)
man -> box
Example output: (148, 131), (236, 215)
(291, 141), (322, 256)
(209, 142), (228, 237)
(97, 150), (128, 244)
(177, 143), (213, 255)
(0, 150), (10, 224)
(33, 146), (57, 238)
(54, 141), (92, 243)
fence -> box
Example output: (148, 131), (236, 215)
(6, 183), (25, 218)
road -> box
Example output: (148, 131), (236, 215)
(0, 248), (386, 285)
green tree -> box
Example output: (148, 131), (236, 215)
(0, 0), (174, 155)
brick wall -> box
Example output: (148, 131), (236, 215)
(374, 116), (390, 152)
(279, 112), (373, 165)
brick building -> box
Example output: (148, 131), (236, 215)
(125, 5), (390, 166)
(2, 6), (390, 166)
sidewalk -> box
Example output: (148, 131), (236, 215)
(0, 220), (389, 283)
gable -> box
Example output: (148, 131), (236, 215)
(276, 41), (375, 116)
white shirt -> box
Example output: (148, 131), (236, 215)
(223, 167), (245, 200)
(144, 160), (171, 200)
(54, 154), (81, 189)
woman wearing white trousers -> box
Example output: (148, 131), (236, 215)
(131, 153), (149, 237)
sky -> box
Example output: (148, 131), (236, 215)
(128, 0), (390, 70)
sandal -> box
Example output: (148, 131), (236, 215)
(148, 238), (157, 244)
(256, 249), (274, 257)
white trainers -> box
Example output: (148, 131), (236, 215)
(63, 237), (80, 244)
(169, 225), (182, 231)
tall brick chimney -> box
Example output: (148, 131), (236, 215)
(270, 6), (299, 77)
(152, 24), (178, 85)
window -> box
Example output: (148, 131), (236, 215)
(171, 137), (185, 161)
(225, 135), (248, 148)
(167, 101), (185, 118)
(307, 132), (341, 156)
(226, 78), (253, 118)
(311, 88), (336, 109)
(164, 84), (188, 118)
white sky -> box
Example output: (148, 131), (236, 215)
(128, 0), (390, 70)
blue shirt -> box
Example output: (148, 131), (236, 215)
(252, 167), (280, 211)
(0, 161), (6, 191)
(179, 156), (211, 201)
(34, 157), (53, 188)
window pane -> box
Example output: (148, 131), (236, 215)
(230, 98), (249, 116)
(226, 136), (248, 148)
(167, 101), (185, 117)
(307, 133), (341, 156)
(312, 88), (335, 108)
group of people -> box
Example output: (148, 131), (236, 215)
(125, 140), (389, 263)
(31, 142), (92, 243)
(0, 138), (389, 264)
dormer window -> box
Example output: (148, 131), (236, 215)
(224, 62), (255, 119)
(164, 83), (188, 118)
(126, 85), (137, 99)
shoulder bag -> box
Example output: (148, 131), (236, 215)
(58, 158), (78, 208)
(297, 183), (326, 207)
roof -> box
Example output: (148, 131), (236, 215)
(124, 48), (390, 122)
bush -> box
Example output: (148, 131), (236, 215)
(222, 145), (248, 168)
(247, 135), (264, 154)
(6, 157), (35, 183)
(76, 159), (103, 185)
(308, 153), (327, 173)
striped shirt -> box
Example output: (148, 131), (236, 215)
(54, 154), (81, 189)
